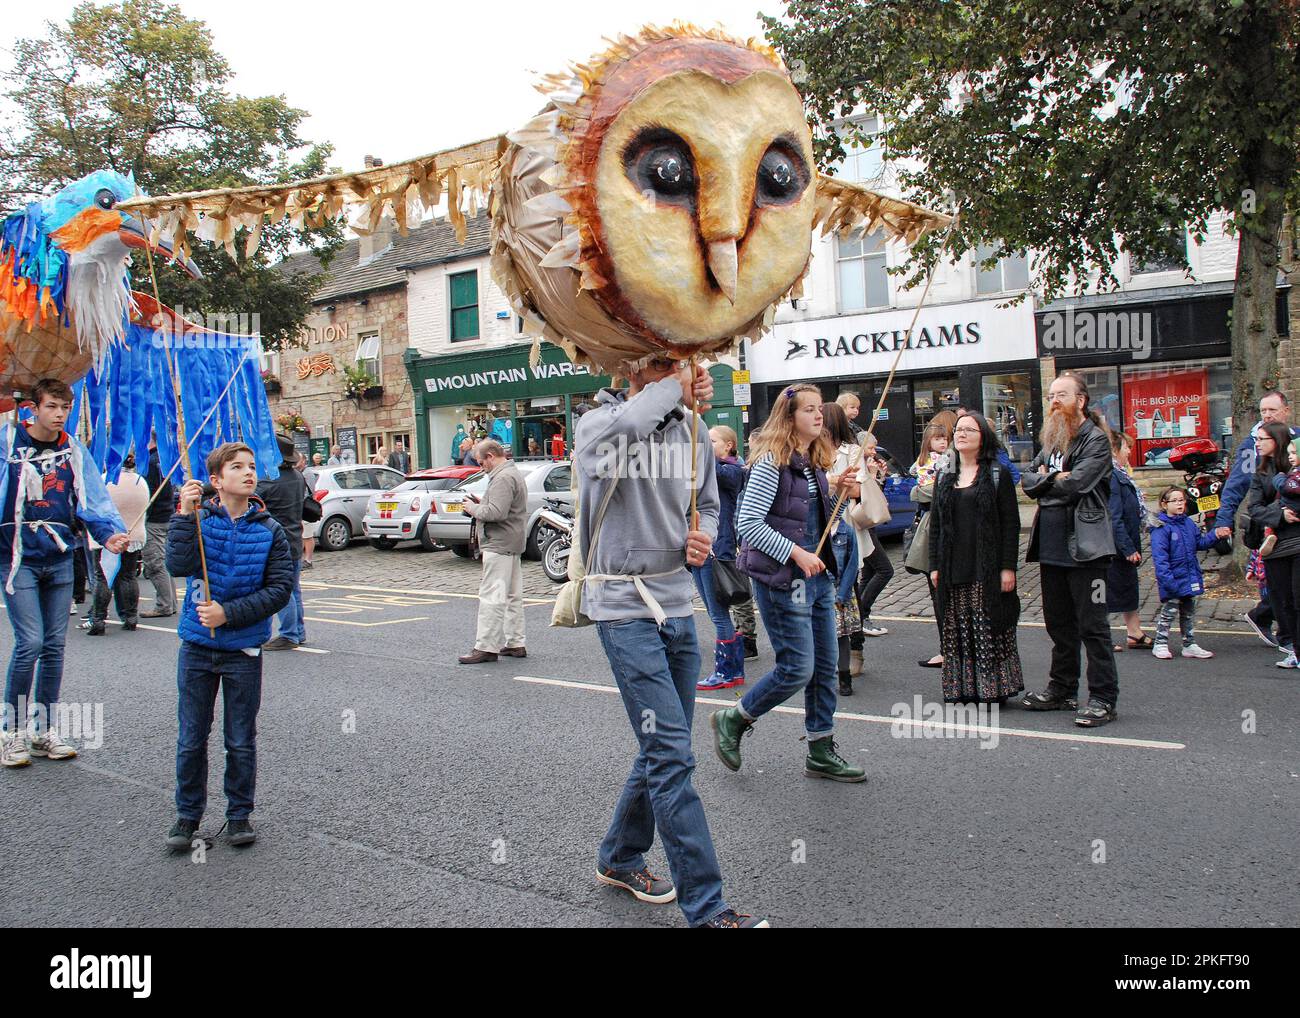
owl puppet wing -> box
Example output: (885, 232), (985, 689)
(117, 24), (950, 376)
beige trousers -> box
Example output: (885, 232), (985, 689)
(475, 550), (525, 653)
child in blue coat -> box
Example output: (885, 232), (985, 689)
(1149, 486), (1218, 660)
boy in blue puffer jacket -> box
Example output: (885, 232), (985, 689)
(1149, 486), (1218, 660)
(164, 442), (294, 851)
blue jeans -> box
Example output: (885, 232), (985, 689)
(3, 556), (74, 733)
(275, 558), (305, 644)
(175, 641), (263, 821)
(691, 559), (736, 641)
(832, 523), (859, 604)
(742, 572), (839, 739)
(596, 616), (727, 927)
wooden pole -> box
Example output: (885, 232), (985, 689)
(689, 357), (700, 533)
(812, 222), (957, 557)
(136, 215), (215, 635)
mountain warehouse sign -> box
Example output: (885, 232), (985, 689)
(409, 341), (612, 407)
(425, 359), (591, 394)
(748, 299), (1035, 382)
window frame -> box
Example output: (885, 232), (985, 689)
(835, 228), (890, 312)
(449, 269), (480, 342)
(973, 243), (1030, 295)
(355, 331), (381, 382)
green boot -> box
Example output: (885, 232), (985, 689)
(710, 707), (752, 772)
(805, 736), (866, 783)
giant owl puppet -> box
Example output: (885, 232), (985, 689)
(116, 24), (950, 376)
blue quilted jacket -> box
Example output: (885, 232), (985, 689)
(1150, 511), (1218, 601)
(166, 496), (294, 650)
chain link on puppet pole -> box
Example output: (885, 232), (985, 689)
(812, 220), (959, 558)
(136, 214), (215, 636)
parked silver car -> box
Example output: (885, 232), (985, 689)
(360, 465), (482, 551)
(307, 464), (407, 551)
(424, 459), (574, 559)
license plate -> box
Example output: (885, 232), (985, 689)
(444, 503), (461, 515)
(1198, 494), (1220, 513)
(378, 502), (397, 512)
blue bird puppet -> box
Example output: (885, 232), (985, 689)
(0, 170), (199, 404)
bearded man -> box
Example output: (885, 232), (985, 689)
(1021, 372), (1120, 727)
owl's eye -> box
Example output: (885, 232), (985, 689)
(755, 144), (808, 206)
(94, 188), (116, 211)
(624, 130), (696, 208)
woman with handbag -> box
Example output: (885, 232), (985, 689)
(694, 425), (749, 691)
(928, 411), (1024, 704)
(823, 403), (863, 696)
(851, 431), (895, 658)
(1246, 422), (1300, 668)
(909, 420), (952, 668)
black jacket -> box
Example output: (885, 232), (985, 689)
(1108, 465), (1144, 559)
(929, 460), (1020, 629)
(255, 464), (308, 560)
(145, 449), (175, 525)
(1023, 416), (1117, 563)
(1246, 469), (1300, 559)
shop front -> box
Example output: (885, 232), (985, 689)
(405, 342), (611, 468)
(1035, 284), (1291, 468)
(748, 298), (1039, 467)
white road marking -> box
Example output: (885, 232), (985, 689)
(511, 675), (1186, 751)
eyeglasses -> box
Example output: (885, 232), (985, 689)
(953, 427), (981, 435)
(1047, 391), (1081, 403)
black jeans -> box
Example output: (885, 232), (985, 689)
(91, 549), (141, 625)
(854, 529), (894, 619)
(1039, 563), (1120, 706)
(1263, 556), (1300, 655)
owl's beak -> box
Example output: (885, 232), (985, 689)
(706, 239), (738, 305)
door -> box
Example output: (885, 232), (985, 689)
(865, 380), (912, 463)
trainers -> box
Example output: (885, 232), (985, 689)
(701, 909), (770, 928)
(28, 727), (77, 760)
(166, 818), (199, 850)
(227, 819), (256, 846)
(1, 730), (31, 768)
(710, 708), (753, 772)
(1152, 644), (1173, 659)
(1244, 610), (1279, 648)
(1276, 653), (1299, 669)
(861, 620), (888, 637)
(805, 736), (866, 783)
(595, 865), (677, 904)
(697, 672), (742, 691)
(1181, 644), (1214, 659)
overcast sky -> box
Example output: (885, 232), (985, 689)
(4, 0), (782, 173)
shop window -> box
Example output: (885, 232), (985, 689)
(1121, 359), (1232, 467)
(516, 395), (564, 458)
(449, 271), (480, 342)
(981, 372), (1034, 467)
(832, 116), (884, 184)
(837, 229), (889, 311)
(911, 376), (962, 461)
(974, 243), (1030, 294)
(356, 332), (381, 381)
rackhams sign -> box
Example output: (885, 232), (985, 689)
(746, 299), (1036, 382)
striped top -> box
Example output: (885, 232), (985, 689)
(736, 453), (820, 565)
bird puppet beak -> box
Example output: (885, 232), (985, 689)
(118, 218), (202, 279)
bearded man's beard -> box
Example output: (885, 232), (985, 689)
(1041, 403), (1083, 456)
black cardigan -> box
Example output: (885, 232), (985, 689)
(930, 461), (1020, 625)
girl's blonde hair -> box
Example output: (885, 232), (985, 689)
(750, 383), (832, 470)
(709, 424), (738, 457)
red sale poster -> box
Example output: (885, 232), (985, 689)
(1125, 369), (1209, 465)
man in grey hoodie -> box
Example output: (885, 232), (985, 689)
(575, 357), (766, 929)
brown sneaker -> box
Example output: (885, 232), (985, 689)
(499, 646), (527, 658)
(458, 649), (498, 664)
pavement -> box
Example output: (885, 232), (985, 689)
(1, 546), (1296, 928)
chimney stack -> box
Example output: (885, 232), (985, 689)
(359, 154), (393, 263)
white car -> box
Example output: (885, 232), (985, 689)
(361, 466), (482, 551)
(424, 459), (574, 559)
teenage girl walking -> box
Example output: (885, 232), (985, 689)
(711, 384), (865, 782)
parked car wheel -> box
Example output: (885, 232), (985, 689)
(417, 513), (443, 552)
(449, 542), (478, 560)
(369, 537), (394, 551)
(321, 515), (352, 552)
(524, 520), (548, 560)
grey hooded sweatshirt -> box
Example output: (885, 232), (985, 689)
(574, 378), (719, 622)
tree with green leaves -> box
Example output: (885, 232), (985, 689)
(1, 0), (342, 349)
(764, 0), (1298, 447)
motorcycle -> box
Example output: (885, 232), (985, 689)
(1168, 437), (1229, 534)
(535, 497), (573, 583)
